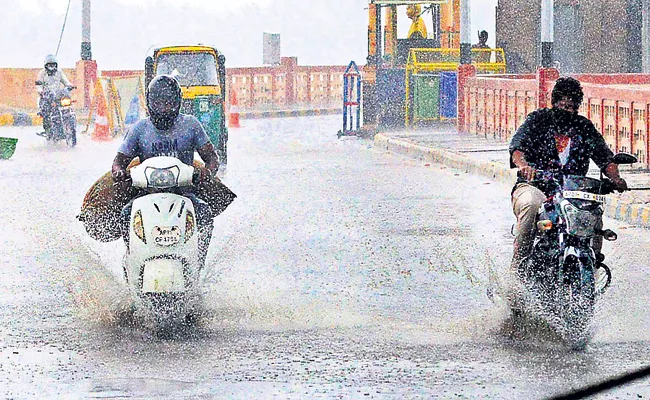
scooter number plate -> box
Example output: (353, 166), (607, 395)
(563, 190), (606, 203)
(152, 226), (181, 247)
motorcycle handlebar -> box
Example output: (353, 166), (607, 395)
(518, 169), (626, 195)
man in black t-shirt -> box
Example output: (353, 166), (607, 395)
(509, 77), (628, 272)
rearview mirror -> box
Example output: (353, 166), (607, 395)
(613, 152), (637, 165)
(144, 56), (155, 91)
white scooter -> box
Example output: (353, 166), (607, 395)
(124, 156), (203, 323)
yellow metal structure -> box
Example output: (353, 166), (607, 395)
(405, 47), (506, 127)
(406, 48), (506, 73)
(440, 0), (460, 48)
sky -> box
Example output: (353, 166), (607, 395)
(1, 0), (498, 70)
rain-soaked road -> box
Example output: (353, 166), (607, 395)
(1, 115), (650, 399)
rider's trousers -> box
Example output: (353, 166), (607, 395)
(511, 183), (547, 272)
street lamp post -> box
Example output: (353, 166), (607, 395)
(541, 0), (554, 68)
(457, 0), (476, 133)
(76, 0), (96, 110)
(81, 0), (91, 60)
(460, 0), (471, 65)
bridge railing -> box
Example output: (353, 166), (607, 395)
(461, 71), (650, 169)
(0, 57), (352, 114)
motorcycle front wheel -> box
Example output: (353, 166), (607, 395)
(558, 255), (595, 350)
(64, 116), (77, 147)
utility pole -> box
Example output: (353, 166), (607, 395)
(641, 0), (650, 74)
(541, 0), (554, 68)
(81, 0), (91, 60)
(77, 0), (96, 110)
(460, 0), (471, 65)
(457, 0), (475, 133)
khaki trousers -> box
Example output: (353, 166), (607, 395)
(511, 184), (546, 271)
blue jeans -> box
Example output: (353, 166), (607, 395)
(121, 191), (214, 267)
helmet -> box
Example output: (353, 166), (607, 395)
(551, 77), (584, 109)
(147, 75), (182, 131)
(44, 54), (58, 75)
(406, 4), (421, 19)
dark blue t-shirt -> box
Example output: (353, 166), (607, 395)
(118, 114), (211, 165)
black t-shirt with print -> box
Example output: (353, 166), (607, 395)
(509, 108), (614, 190)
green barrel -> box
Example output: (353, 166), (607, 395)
(413, 74), (440, 124)
(0, 137), (18, 160)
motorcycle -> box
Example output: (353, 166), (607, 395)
(516, 152), (638, 348)
(36, 82), (77, 147)
(121, 156), (204, 325)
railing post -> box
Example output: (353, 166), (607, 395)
(457, 64), (476, 133)
(537, 67), (559, 109)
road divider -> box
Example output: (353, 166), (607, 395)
(0, 112), (41, 127)
(239, 108), (341, 120)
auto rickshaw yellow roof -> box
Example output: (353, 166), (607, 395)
(147, 44), (221, 58)
(155, 45), (220, 54)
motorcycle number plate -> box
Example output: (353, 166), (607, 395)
(152, 226), (181, 247)
(563, 190), (606, 203)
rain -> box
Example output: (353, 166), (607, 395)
(2, 1), (650, 399)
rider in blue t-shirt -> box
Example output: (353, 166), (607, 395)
(111, 75), (220, 268)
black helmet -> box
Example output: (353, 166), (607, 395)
(551, 77), (583, 109)
(44, 54), (58, 75)
(147, 75), (182, 131)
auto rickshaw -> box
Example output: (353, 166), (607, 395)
(145, 45), (228, 165)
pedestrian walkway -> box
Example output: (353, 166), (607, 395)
(375, 126), (650, 228)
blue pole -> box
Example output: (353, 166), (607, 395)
(343, 74), (349, 132)
(356, 73), (361, 130)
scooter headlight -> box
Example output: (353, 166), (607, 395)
(60, 98), (72, 107)
(133, 210), (146, 243)
(185, 211), (195, 242)
(145, 166), (180, 189)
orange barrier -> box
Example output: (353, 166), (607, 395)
(228, 90), (241, 128)
(459, 71), (650, 169)
(91, 80), (111, 141)
(0, 68), (78, 111)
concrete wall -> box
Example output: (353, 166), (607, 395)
(496, 0), (641, 74)
(0, 68), (78, 112)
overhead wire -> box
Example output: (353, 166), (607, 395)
(55, 0), (73, 56)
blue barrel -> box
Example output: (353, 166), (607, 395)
(439, 72), (458, 119)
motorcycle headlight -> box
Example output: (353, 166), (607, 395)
(60, 98), (72, 107)
(562, 202), (598, 238)
(133, 210), (146, 243)
(145, 166), (179, 189)
(185, 211), (195, 242)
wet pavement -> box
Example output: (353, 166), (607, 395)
(1, 117), (650, 399)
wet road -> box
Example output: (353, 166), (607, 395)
(1, 116), (650, 399)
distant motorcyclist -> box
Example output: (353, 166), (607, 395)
(509, 77), (628, 273)
(36, 54), (73, 133)
(111, 75), (220, 268)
